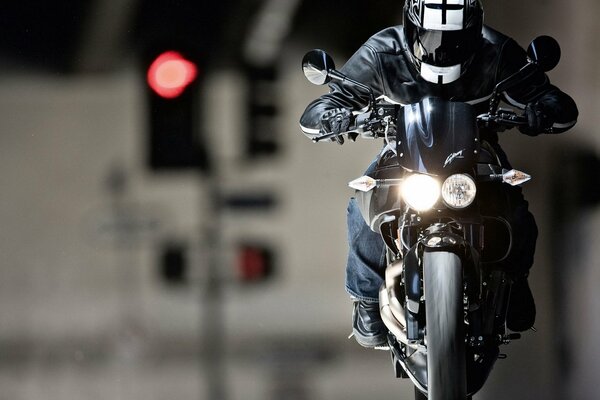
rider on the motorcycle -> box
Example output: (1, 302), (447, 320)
(299, 0), (578, 348)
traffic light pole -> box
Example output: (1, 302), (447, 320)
(201, 171), (228, 400)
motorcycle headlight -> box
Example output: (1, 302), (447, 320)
(441, 174), (477, 209)
(401, 174), (440, 212)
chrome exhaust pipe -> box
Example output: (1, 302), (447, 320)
(379, 260), (408, 344)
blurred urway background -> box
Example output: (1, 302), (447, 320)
(0, 0), (599, 399)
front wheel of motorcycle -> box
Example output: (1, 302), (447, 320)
(423, 251), (467, 400)
(414, 386), (427, 400)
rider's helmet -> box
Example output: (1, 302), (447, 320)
(403, 0), (484, 84)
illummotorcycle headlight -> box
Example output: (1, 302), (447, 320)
(400, 173), (477, 212)
(401, 174), (441, 212)
(441, 174), (477, 209)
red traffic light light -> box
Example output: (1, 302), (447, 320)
(237, 244), (274, 283)
(147, 51), (198, 99)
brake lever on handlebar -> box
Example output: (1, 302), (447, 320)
(497, 109), (527, 126)
(312, 119), (367, 143)
(477, 109), (527, 132)
(312, 130), (345, 143)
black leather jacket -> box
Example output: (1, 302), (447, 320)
(299, 25), (578, 154)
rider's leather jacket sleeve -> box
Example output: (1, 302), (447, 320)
(498, 37), (578, 133)
(299, 25), (578, 139)
(298, 44), (386, 138)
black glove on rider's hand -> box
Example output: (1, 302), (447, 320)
(320, 108), (353, 144)
(520, 101), (553, 136)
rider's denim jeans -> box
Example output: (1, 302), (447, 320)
(345, 196), (388, 302)
(344, 160), (538, 303)
(345, 160), (387, 302)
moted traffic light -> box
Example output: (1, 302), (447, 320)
(144, 49), (210, 172)
(147, 51), (198, 99)
(159, 241), (189, 286)
(236, 243), (275, 283)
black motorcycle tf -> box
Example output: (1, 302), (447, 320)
(302, 36), (561, 400)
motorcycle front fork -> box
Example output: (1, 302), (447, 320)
(414, 387), (472, 400)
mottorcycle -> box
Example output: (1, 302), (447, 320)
(301, 36), (562, 400)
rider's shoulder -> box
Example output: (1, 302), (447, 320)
(362, 25), (404, 55)
(482, 25), (515, 48)
(481, 25), (527, 61)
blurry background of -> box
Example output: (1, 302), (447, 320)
(0, 1), (598, 399)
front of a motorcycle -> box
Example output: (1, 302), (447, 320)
(302, 36), (561, 400)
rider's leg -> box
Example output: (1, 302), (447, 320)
(345, 196), (387, 347)
(504, 188), (538, 332)
(480, 183), (538, 331)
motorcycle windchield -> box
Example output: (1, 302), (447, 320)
(302, 36), (561, 400)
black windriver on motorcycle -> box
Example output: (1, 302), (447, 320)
(299, 1), (578, 399)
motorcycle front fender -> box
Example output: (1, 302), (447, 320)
(403, 230), (479, 314)
(421, 230), (480, 286)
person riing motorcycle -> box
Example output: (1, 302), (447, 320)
(299, 0), (578, 348)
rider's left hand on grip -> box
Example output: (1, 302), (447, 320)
(519, 101), (553, 136)
(320, 108), (354, 144)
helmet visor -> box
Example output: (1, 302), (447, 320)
(405, 19), (481, 67)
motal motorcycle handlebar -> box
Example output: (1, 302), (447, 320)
(313, 105), (529, 143)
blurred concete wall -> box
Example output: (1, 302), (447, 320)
(0, 1), (598, 399)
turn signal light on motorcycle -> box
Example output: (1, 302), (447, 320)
(400, 174), (441, 211)
(348, 176), (377, 192)
(441, 174), (477, 209)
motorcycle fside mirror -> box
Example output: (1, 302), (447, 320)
(302, 49), (336, 85)
(489, 36), (561, 114)
(527, 35), (561, 72)
(302, 49), (377, 108)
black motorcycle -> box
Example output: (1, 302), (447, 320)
(301, 36), (561, 400)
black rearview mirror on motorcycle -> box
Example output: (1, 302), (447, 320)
(302, 49), (336, 85)
(302, 50), (377, 108)
(527, 35), (561, 72)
